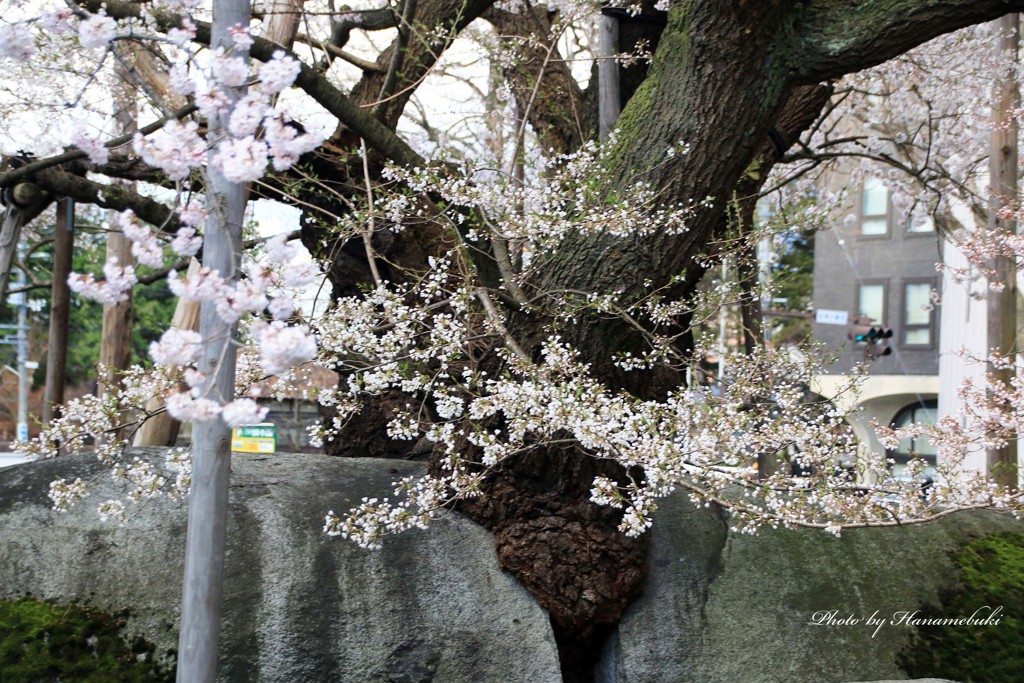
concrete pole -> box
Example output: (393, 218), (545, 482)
(175, 0), (248, 677)
(597, 13), (620, 141)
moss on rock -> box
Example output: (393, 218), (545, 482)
(901, 533), (1024, 683)
(0, 596), (174, 682)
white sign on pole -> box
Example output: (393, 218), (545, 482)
(815, 309), (849, 326)
(16, 423), (28, 441)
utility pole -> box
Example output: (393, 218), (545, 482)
(175, 0), (248, 677)
(986, 14), (1019, 489)
(597, 9), (620, 141)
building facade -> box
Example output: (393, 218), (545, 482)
(810, 167), (942, 478)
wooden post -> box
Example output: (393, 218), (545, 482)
(133, 259), (202, 447)
(597, 12), (620, 141)
(43, 198), (74, 425)
(99, 63), (138, 397)
(175, 0), (249, 677)
(99, 219), (134, 394)
(986, 14), (1019, 489)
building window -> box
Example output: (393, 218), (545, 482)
(907, 212), (935, 233)
(860, 177), (889, 236)
(857, 282), (886, 324)
(902, 281), (933, 346)
(888, 400), (938, 479)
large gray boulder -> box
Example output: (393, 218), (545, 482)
(0, 449), (562, 682)
(602, 491), (1021, 683)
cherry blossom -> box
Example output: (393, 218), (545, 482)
(67, 257), (137, 305)
(213, 137), (268, 183)
(166, 392), (223, 422)
(228, 94), (267, 137)
(78, 13), (116, 50)
(0, 24), (36, 62)
(211, 48), (248, 88)
(221, 398), (269, 427)
(257, 51), (301, 94)
(40, 9), (73, 35)
(171, 227), (203, 257)
(251, 320), (317, 375)
(132, 120), (207, 181)
(71, 128), (109, 165)
(149, 328), (204, 367)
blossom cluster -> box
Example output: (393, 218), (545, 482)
(141, 48), (324, 184)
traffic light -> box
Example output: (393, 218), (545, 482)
(847, 317), (893, 358)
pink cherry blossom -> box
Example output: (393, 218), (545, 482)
(221, 398), (268, 427)
(168, 64), (195, 97)
(228, 24), (254, 50)
(213, 137), (268, 183)
(72, 128), (108, 166)
(257, 51), (301, 94)
(40, 9), (73, 35)
(211, 49), (248, 87)
(214, 279), (269, 323)
(149, 328), (203, 367)
(228, 94), (267, 137)
(178, 199), (207, 227)
(132, 120), (207, 181)
(168, 267), (226, 302)
(78, 13), (116, 50)
(171, 228), (203, 257)
(0, 24), (36, 62)
(166, 392), (222, 422)
(251, 320), (317, 375)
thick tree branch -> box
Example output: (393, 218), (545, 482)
(482, 5), (590, 154)
(796, 0), (1024, 83)
(32, 168), (178, 230)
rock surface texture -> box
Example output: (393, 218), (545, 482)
(600, 491), (1019, 683)
(2, 449), (1018, 683)
(0, 449), (562, 682)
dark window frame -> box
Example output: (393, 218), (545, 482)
(858, 176), (891, 239)
(900, 278), (936, 349)
(856, 279), (888, 326)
